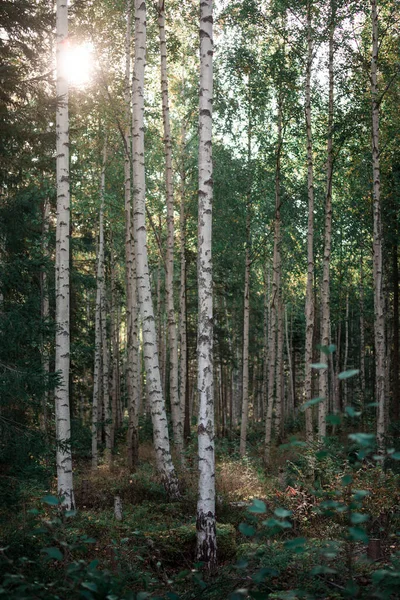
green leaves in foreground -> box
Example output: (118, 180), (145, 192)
(41, 547), (64, 561)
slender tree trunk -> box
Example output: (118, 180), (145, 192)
(41, 198), (50, 434)
(124, 0), (141, 471)
(371, 0), (385, 450)
(275, 299), (284, 440)
(99, 142), (112, 464)
(343, 291), (349, 405)
(92, 215), (103, 470)
(239, 208), (251, 456)
(359, 253), (366, 406)
(262, 265), (269, 422)
(393, 241), (399, 420)
(157, 0), (183, 459)
(55, 0), (74, 509)
(196, 0), (216, 569)
(110, 243), (119, 450)
(179, 125), (189, 442)
(318, 1), (335, 438)
(304, 0), (315, 443)
(264, 96), (282, 466)
(132, 0), (179, 497)
(285, 305), (295, 416)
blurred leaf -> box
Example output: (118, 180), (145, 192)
(311, 363), (328, 369)
(82, 582), (98, 592)
(351, 513), (369, 524)
(349, 433), (375, 447)
(311, 565), (336, 575)
(41, 495), (60, 506)
(41, 547), (63, 561)
(238, 523), (255, 536)
(349, 527), (368, 542)
(338, 369), (359, 380)
(274, 508), (292, 518)
(302, 397), (324, 410)
(326, 414), (341, 425)
(252, 567), (279, 582)
(248, 499), (266, 514)
(341, 474), (353, 486)
(345, 406), (361, 417)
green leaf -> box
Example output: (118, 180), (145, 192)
(166, 593), (180, 600)
(274, 508), (292, 518)
(366, 402), (379, 408)
(338, 369), (359, 380)
(65, 510), (77, 518)
(137, 593), (151, 600)
(238, 523), (255, 536)
(41, 547), (63, 561)
(391, 452), (400, 460)
(316, 450), (328, 459)
(284, 537), (306, 550)
(349, 433), (375, 447)
(82, 582), (98, 592)
(326, 413), (341, 425)
(310, 363), (328, 369)
(319, 344), (336, 355)
(341, 474), (353, 486)
(302, 397), (324, 410)
(349, 527), (369, 542)
(235, 559), (248, 569)
(41, 495), (60, 506)
(351, 513), (369, 524)
(345, 406), (361, 417)
(252, 567), (279, 582)
(353, 489), (370, 500)
(248, 499), (266, 514)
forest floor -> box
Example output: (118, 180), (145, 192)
(1, 426), (400, 599)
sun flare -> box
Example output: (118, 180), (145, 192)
(61, 42), (93, 87)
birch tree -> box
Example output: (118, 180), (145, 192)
(370, 0), (385, 450)
(304, 0), (315, 443)
(157, 0), (184, 461)
(55, 0), (74, 509)
(196, 0), (217, 569)
(318, 0), (335, 438)
(132, 0), (179, 498)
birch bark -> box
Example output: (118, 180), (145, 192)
(132, 0), (179, 497)
(196, 0), (216, 568)
(157, 0), (183, 460)
(304, 0), (315, 443)
(318, 1), (335, 438)
(370, 0), (385, 450)
(55, 0), (74, 509)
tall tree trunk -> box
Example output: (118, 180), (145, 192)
(110, 242), (119, 450)
(285, 305), (295, 416)
(124, 0), (141, 471)
(40, 197), (50, 434)
(157, 0), (183, 459)
(55, 0), (74, 509)
(318, 0), (335, 438)
(343, 291), (349, 405)
(393, 240), (399, 420)
(99, 142), (112, 464)
(304, 0), (315, 443)
(239, 208), (251, 456)
(262, 265), (270, 422)
(359, 253), (366, 407)
(264, 96), (282, 466)
(196, 0), (216, 569)
(371, 0), (385, 450)
(275, 299), (284, 440)
(92, 209), (103, 470)
(179, 125), (189, 442)
(132, 0), (179, 497)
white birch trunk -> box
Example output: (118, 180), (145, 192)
(318, 2), (334, 438)
(304, 0), (315, 443)
(370, 0), (385, 450)
(41, 198), (50, 433)
(92, 218), (103, 470)
(132, 0), (179, 497)
(239, 209), (251, 456)
(196, 0), (216, 569)
(179, 125), (189, 441)
(55, 0), (74, 509)
(157, 0), (183, 460)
